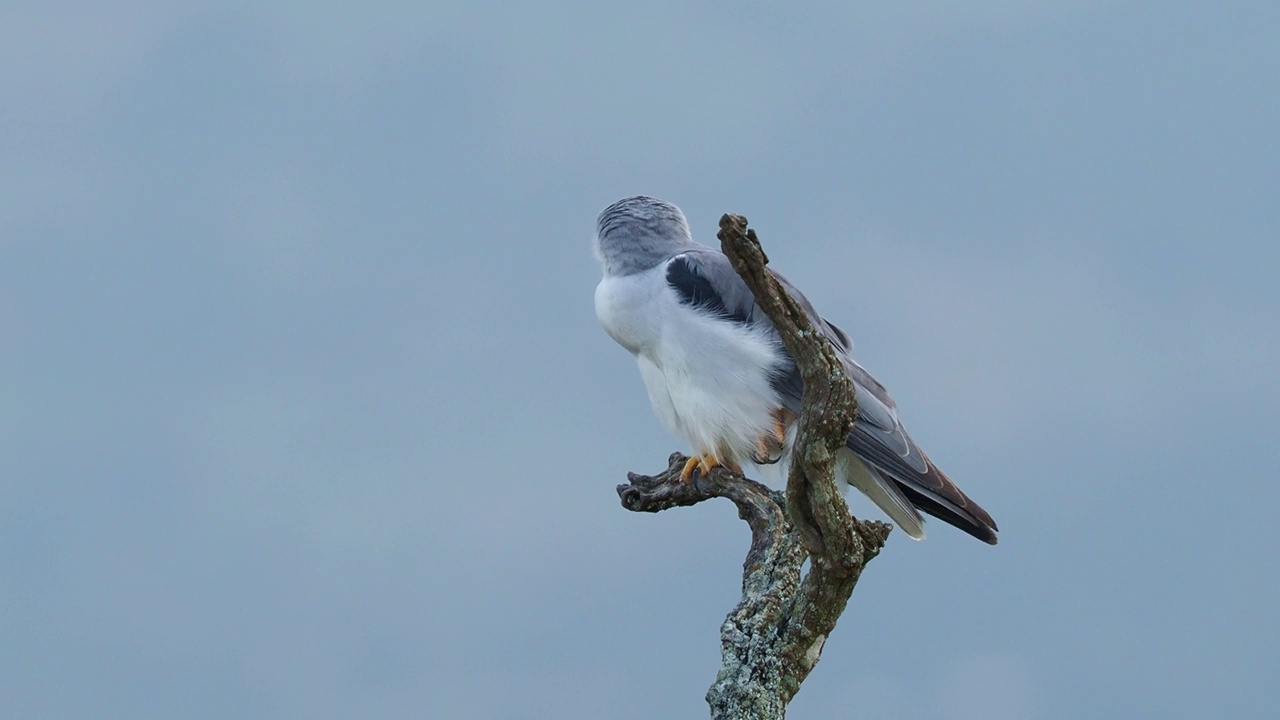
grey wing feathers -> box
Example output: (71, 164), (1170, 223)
(666, 249), (998, 544)
(844, 364), (998, 544)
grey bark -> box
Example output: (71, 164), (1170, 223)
(615, 214), (891, 719)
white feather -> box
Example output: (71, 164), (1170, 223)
(836, 449), (926, 540)
(596, 261), (784, 464)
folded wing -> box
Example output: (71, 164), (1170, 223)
(665, 249), (999, 544)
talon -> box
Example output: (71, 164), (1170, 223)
(680, 453), (729, 483)
(679, 455), (703, 483)
(752, 409), (794, 465)
(697, 454), (717, 477)
(753, 434), (773, 464)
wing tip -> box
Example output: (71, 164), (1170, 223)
(975, 525), (999, 545)
(895, 482), (1000, 546)
(902, 517), (996, 544)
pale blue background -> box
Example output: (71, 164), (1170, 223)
(3, 2), (1277, 718)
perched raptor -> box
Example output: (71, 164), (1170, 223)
(593, 196), (998, 544)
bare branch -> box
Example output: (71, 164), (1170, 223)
(618, 452), (789, 573)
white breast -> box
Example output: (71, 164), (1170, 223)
(595, 261), (786, 466)
(594, 265), (667, 356)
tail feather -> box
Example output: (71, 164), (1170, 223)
(837, 449), (926, 540)
(895, 481), (999, 545)
(837, 447), (999, 545)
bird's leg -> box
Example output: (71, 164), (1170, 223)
(752, 435), (773, 464)
(751, 408), (795, 464)
(772, 408), (790, 446)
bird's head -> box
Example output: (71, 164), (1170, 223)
(594, 196), (695, 276)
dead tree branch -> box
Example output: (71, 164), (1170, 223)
(615, 214), (891, 719)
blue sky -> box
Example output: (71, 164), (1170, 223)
(3, 2), (1277, 718)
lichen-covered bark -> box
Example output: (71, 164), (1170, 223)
(614, 215), (890, 719)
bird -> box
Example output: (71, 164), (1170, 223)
(593, 195), (998, 544)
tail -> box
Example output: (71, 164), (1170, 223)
(837, 449), (927, 540)
(837, 448), (999, 545)
(893, 465), (999, 545)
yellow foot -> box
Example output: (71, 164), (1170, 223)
(678, 454), (741, 483)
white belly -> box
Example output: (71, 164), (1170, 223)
(596, 265), (785, 465)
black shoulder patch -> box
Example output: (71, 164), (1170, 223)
(665, 255), (753, 325)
